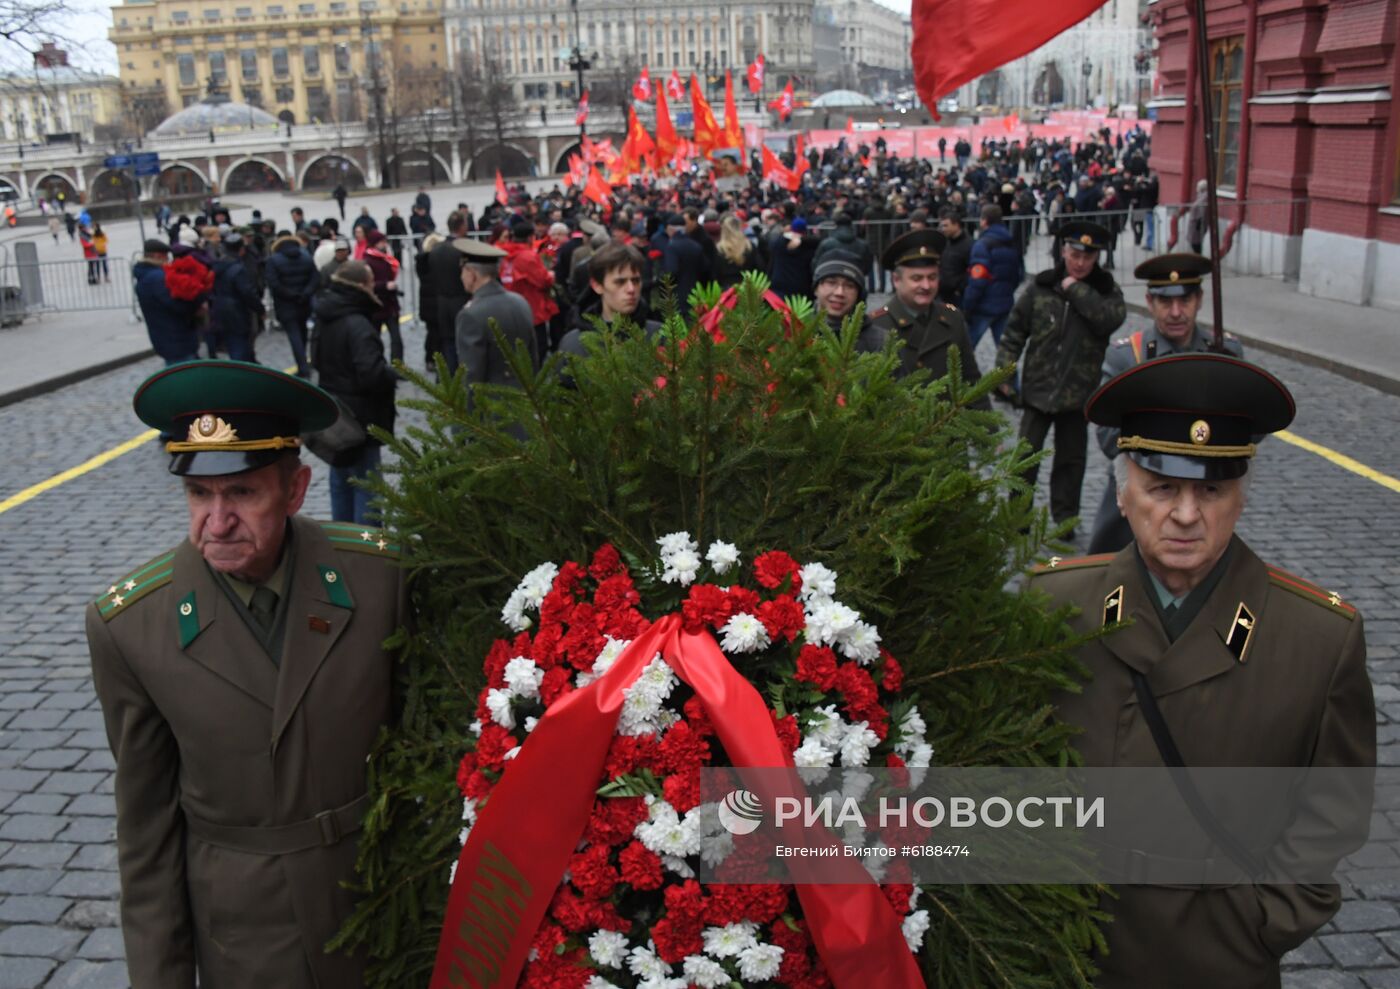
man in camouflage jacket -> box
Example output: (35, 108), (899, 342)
(996, 220), (1126, 532)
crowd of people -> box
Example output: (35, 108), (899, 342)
(130, 126), (1162, 531)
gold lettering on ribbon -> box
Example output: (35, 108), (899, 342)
(447, 840), (533, 989)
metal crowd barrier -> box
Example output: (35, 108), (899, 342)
(0, 242), (138, 327)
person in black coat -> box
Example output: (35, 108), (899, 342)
(660, 214), (707, 317)
(384, 208), (408, 263)
(312, 260), (397, 523)
(427, 211), (471, 372)
(209, 233), (264, 363)
(767, 217), (819, 299)
(936, 207), (973, 308)
(264, 235), (318, 377)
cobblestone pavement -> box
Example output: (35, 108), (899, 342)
(0, 316), (1397, 987)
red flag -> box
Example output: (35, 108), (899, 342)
(912, 0), (1108, 114)
(746, 53), (765, 94)
(766, 78), (794, 122)
(618, 106), (655, 179)
(845, 116), (855, 134)
(690, 74), (721, 156)
(793, 134), (810, 177)
(1002, 112), (1020, 133)
(566, 153), (586, 188)
(632, 66), (653, 102)
(761, 144), (801, 192)
(494, 169), (508, 206)
(666, 69), (685, 102)
(574, 88), (590, 127)
(582, 166), (613, 207)
(654, 85), (679, 163)
(721, 69), (744, 151)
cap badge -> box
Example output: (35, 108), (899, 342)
(1080, 234), (1093, 246)
(188, 415), (237, 445)
(1169, 270), (1180, 283)
(1189, 419), (1211, 446)
(919, 246), (928, 255)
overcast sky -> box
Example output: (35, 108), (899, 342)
(55, 0), (916, 74)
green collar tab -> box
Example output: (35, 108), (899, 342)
(319, 565), (353, 609)
(177, 591), (200, 648)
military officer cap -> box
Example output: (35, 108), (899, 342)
(1057, 220), (1112, 253)
(1135, 252), (1212, 297)
(578, 218), (606, 238)
(881, 228), (946, 270)
(1085, 353), (1295, 481)
(452, 238), (507, 262)
(133, 360), (338, 477)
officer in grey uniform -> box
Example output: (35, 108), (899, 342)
(453, 238), (539, 432)
(1087, 253), (1243, 553)
(857, 228), (989, 409)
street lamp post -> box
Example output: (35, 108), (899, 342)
(568, 0), (591, 143)
(1082, 57), (1093, 108)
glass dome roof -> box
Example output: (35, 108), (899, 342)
(153, 94), (281, 136)
(811, 90), (878, 108)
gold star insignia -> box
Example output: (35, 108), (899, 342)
(1190, 419), (1211, 446)
(107, 585), (117, 596)
(124, 580), (137, 591)
(360, 530), (373, 541)
(1328, 592), (1341, 607)
(1080, 234), (1093, 245)
(376, 538), (388, 551)
(111, 593), (125, 607)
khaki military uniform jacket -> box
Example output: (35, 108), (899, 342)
(1031, 538), (1374, 989)
(85, 517), (406, 989)
(856, 295), (991, 409)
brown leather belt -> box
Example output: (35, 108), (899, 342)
(185, 793), (371, 855)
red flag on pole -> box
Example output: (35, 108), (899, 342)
(766, 78), (794, 122)
(912, 0), (1109, 115)
(494, 169), (508, 206)
(654, 85), (679, 163)
(689, 74), (721, 156)
(721, 69), (744, 151)
(632, 67), (653, 102)
(582, 166), (613, 207)
(746, 53), (765, 94)
(575, 89), (590, 127)
(619, 106), (655, 177)
(793, 134), (810, 177)
(665, 69), (685, 102)
(761, 144), (801, 192)
(845, 116), (855, 134)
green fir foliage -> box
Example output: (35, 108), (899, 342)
(334, 274), (1106, 987)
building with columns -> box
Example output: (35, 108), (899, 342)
(107, 0), (447, 127)
(445, 0), (816, 113)
(1147, 0), (1399, 312)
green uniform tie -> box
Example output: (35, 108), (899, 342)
(249, 585), (280, 637)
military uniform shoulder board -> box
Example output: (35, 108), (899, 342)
(319, 520), (402, 558)
(95, 549), (178, 622)
(1029, 553), (1115, 576)
(868, 307), (889, 319)
(1266, 565), (1357, 620)
(943, 302), (958, 311)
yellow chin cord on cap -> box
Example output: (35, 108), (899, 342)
(1118, 436), (1257, 458)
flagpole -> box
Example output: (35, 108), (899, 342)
(1191, 0), (1226, 351)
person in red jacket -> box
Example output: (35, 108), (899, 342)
(499, 215), (558, 357)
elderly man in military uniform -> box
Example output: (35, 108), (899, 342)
(1031, 354), (1375, 989)
(995, 220), (1127, 536)
(1087, 253), (1244, 553)
(454, 237), (539, 417)
(857, 228), (989, 408)
(86, 361), (406, 989)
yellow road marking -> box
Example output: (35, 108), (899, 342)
(0, 429), (158, 515)
(1276, 429), (1400, 495)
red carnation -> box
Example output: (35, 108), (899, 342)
(882, 882), (914, 915)
(794, 645), (839, 691)
(683, 696), (715, 736)
(604, 734), (661, 778)
(758, 596), (806, 642)
(475, 724), (517, 772)
(665, 878), (707, 924)
(618, 840), (663, 890)
(726, 585), (761, 615)
(880, 651), (904, 693)
(594, 572), (641, 613)
(455, 751), (477, 796)
(772, 712), (800, 754)
(682, 584), (734, 633)
(834, 663), (886, 728)
(589, 543), (625, 579)
(540, 665), (574, 706)
(663, 767), (701, 812)
(753, 550), (802, 592)
(568, 843), (619, 899)
(463, 769), (493, 800)
(651, 913), (704, 964)
(584, 796), (648, 846)
(531, 622), (563, 669)
(164, 255), (213, 301)
(704, 882), (789, 926)
(659, 722), (711, 774)
(483, 639), (514, 688)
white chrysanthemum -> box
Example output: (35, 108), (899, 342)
(589, 930), (630, 968)
(502, 656), (544, 699)
(523, 716), (539, 734)
(895, 707), (928, 755)
(663, 854), (696, 878)
(485, 688), (516, 729)
(737, 943), (784, 981)
(838, 620), (882, 665)
(840, 722), (880, 768)
(842, 818), (868, 847)
(468, 719), (483, 736)
(798, 562), (838, 602)
(638, 979), (689, 989)
(657, 531), (698, 557)
(793, 736), (835, 768)
(719, 612), (771, 654)
(501, 590), (531, 631)
(661, 548), (702, 586)
(702, 923), (759, 959)
(906, 742), (934, 768)
(863, 844), (892, 882)
(843, 770), (875, 802)
(617, 655), (679, 736)
(627, 944), (671, 980)
(502, 562), (560, 629)
(705, 541), (740, 574)
(805, 600), (859, 646)
(585, 977), (623, 989)
(682, 955), (730, 988)
(699, 829), (734, 867)
(635, 800), (703, 857)
(578, 636), (632, 687)
(461, 797), (479, 825)
(903, 909), (931, 953)
(805, 705), (847, 748)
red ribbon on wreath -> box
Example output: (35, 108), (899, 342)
(430, 613), (926, 989)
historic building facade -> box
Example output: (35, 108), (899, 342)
(0, 46), (123, 146)
(1148, 0), (1399, 310)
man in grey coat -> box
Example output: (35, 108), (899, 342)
(454, 238), (538, 432)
